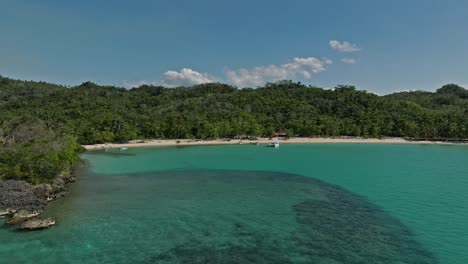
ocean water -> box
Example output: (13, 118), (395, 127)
(1, 144), (467, 263)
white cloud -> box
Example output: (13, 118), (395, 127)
(341, 58), (356, 64)
(225, 57), (332, 87)
(160, 68), (215, 87)
(121, 68), (215, 88)
(329, 40), (361, 53)
(121, 49), (335, 88)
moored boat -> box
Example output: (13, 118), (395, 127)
(268, 142), (279, 148)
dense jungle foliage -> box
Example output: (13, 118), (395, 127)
(0, 76), (467, 182)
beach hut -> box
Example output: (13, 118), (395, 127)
(273, 131), (288, 138)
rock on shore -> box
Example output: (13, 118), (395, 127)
(20, 217), (56, 230)
(6, 210), (42, 225)
(1, 174), (75, 230)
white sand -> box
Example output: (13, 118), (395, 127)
(82, 137), (464, 150)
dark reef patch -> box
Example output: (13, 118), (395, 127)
(291, 186), (436, 263)
(136, 170), (437, 264)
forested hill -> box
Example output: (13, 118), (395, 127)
(1, 77), (467, 142)
(0, 76), (467, 182)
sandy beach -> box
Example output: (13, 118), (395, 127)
(82, 137), (465, 150)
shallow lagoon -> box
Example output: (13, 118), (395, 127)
(1, 144), (467, 263)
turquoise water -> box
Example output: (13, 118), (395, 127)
(1, 144), (467, 263)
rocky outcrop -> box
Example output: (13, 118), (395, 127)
(20, 217), (56, 230)
(0, 209), (14, 218)
(1, 172), (76, 230)
(6, 210), (42, 225)
(0, 180), (48, 216)
(44, 173), (77, 201)
(47, 177), (67, 201)
(65, 176), (76, 183)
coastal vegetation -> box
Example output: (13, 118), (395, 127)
(0, 76), (467, 183)
(0, 118), (83, 183)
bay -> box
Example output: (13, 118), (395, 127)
(1, 144), (467, 263)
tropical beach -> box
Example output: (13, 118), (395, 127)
(82, 137), (467, 150)
(2, 1), (468, 264)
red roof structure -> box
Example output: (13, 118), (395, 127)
(273, 131), (288, 137)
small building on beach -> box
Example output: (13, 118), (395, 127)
(273, 131), (288, 137)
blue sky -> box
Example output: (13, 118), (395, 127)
(1, 0), (467, 93)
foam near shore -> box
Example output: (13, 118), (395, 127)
(82, 137), (464, 150)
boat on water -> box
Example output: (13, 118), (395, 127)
(268, 142), (279, 148)
(120, 147), (128, 150)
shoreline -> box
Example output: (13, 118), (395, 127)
(82, 137), (467, 150)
